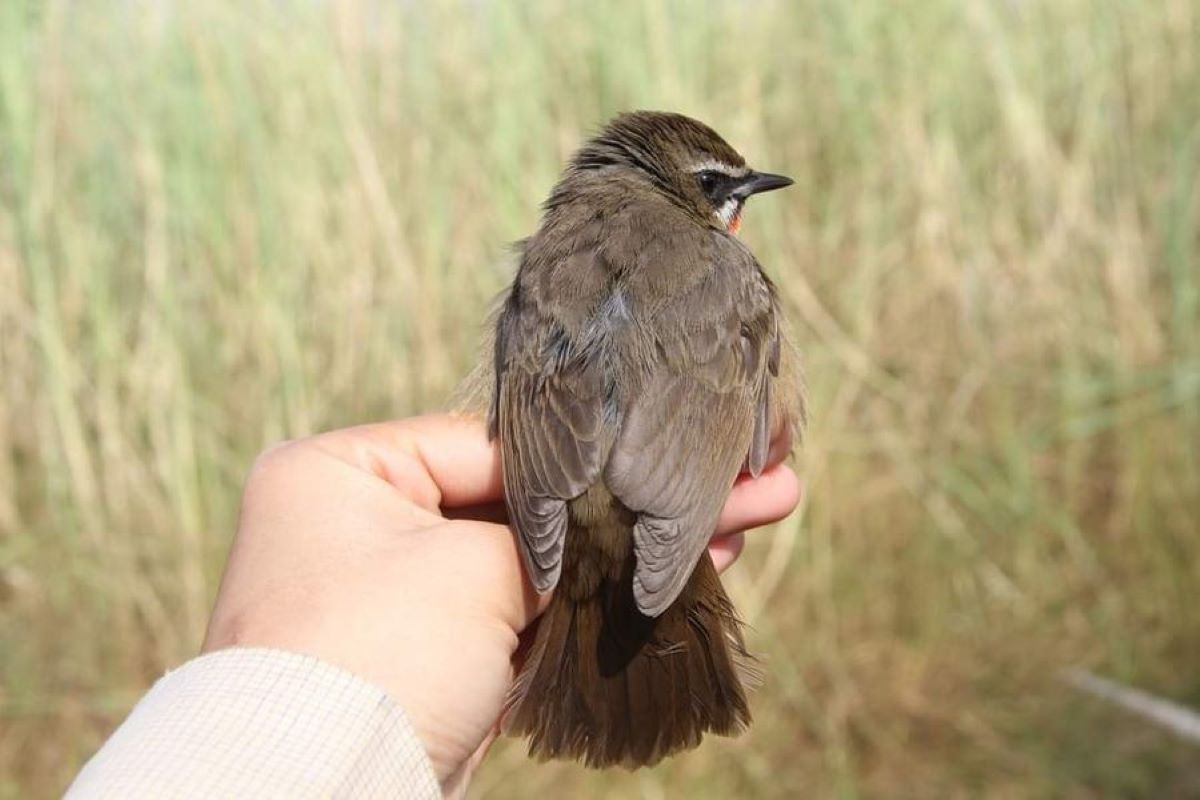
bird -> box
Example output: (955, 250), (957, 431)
(480, 110), (802, 768)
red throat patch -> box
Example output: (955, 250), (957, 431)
(728, 210), (742, 235)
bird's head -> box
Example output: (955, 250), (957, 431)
(569, 111), (793, 234)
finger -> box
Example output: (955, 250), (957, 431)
(708, 532), (746, 573)
(716, 463), (801, 535)
(315, 413), (797, 522)
(763, 418), (795, 471)
(739, 413), (795, 476)
(313, 414), (503, 512)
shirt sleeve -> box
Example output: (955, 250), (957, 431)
(66, 648), (442, 799)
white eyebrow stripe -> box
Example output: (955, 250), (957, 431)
(689, 159), (749, 178)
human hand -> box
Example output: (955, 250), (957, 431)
(202, 414), (800, 793)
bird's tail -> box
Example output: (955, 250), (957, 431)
(502, 548), (756, 768)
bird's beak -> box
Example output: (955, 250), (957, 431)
(733, 171), (794, 199)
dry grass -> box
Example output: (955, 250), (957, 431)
(2, 0), (1199, 796)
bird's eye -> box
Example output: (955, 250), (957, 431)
(696, 170), (720, 197)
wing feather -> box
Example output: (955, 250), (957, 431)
(495, 285), (608, 591)
(606, 234), (781, 616)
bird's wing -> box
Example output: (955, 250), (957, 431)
(606, 233), (780, 617)
(492, 276), (608, 593)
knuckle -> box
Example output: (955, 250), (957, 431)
(246, 438), (306, 482)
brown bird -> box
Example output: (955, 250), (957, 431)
(483, 111), (802, 768)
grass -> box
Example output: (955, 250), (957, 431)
(2, 0), (1199, 796)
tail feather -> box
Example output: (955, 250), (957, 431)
(502, 551), (755, 768)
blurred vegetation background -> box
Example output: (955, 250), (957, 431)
(2, 0), (1199, 796)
